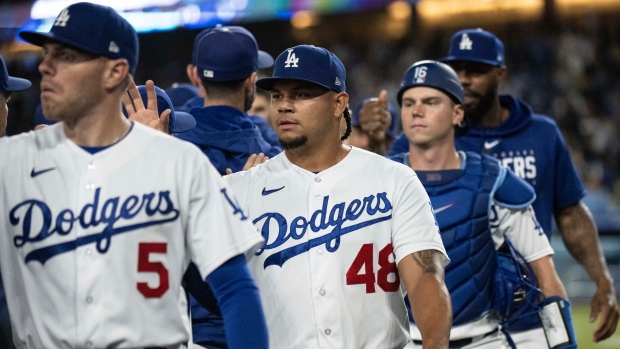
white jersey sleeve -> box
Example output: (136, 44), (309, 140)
(186, 159), (264, 280)
(490, 202), (553, 262)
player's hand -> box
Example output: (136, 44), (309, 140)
(123, 80), (171, 134)
(34, 124), (49, 131)
(225, 153), (268, 175)
(358, 90), (391, 142)
(589, 281), (619, 342)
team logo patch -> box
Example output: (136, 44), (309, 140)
(108, 41), (120, 53)
(284, 49), (299, 68)
(30, 167), (56, 178)
(262, 186), (285, 196)
(54, 8), (70, 27)
(459, 33), (473, 50)
(254, 192), (392, 268)
(10, 188), (180, 264)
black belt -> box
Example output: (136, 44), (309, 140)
(413, 328), (500, 348)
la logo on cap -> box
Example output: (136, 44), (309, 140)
(109, 41), (119, 53)
(284, 49), (299, 68)
(459, 33), (473, 50)
(54, 8), (70, 27)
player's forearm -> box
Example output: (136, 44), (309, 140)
(401, 251), (451, 348)
(529, 255), (568, 300)
(555, 202), (614, 287)
(409, 273), (451, 349)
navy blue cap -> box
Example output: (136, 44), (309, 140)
(0, 55), (31, 93)
(397, 60), (464, 106)
(256, 45), (346, 93)
(123, 85), (196, 134)
(398, 60), (467, 137)
(441, 28), (505, 67)
(192, 26), (217, 67)
(352, 99), (400, 139)
(195, 26), (273, 81)
(164, 83), (200, 109)
(19, 2), (139, 75)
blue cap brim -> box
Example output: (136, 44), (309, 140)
(440, 56), (505, 67)
(170, 111), (196, 133)
(257, 50), (274, 69)
(6, 76), (31, 92)
(19, 30), (100, 57)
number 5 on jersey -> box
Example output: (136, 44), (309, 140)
(346, 243), (400, 293)
(137, 242), (169, 298)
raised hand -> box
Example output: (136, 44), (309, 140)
(123, 80), (170, 133)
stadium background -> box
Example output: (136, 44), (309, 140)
(1, 0), (619, 347)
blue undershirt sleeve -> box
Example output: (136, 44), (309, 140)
(205, 255), (268, 349)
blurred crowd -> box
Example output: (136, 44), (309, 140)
(3, 15), (620, 230)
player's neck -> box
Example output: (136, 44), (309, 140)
(408, 141), (460, 171)
(203, 94), (245, 112)
(285, 142), (351, 173)
(479, 100), (509, 128)
(63, 103), (131, 147)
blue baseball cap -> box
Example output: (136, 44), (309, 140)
(191, 26), (217, 67)
(123, 85), (196, 134)
(19, 2), (139, 75)
(441, 28), (505, 68)
(195, 26), (273, 82)
(164, 83), (200, 109)
(352, 99), (400, 139)
(0, 55), (31, 93)
(256, 45), (346, 93)
(397, 60), (464, 106)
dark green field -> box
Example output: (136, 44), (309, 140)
(573, 304), (620, 349)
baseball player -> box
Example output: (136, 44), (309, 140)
(0, 53), (32, 349)
(173, 25), (281, 349)
(387, 29), (618, 343)
(224, 44), (452, 349)
(1, 3), (268, 348)
(178, 25), (281, 176)
(179, 25), (280, 149)
(390, 60), (576, 348)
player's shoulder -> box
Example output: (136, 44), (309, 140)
(493, 165), (536, 209)
(529, 112), (561, 133)
(352, 147), (416, 176)
(1, 122), (64, 152)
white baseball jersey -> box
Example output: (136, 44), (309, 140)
(224, 147), (448, 349)
(410, 202), (553, 341)
(0, 122), (263, 349)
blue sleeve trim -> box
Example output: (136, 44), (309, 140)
(493, 167), (536, 209)
(206, 255), (268, 349)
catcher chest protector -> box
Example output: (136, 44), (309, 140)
(412, 152), (500, 326)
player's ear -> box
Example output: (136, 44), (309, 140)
(495, 67), (507, 83)
(187, 66), (207, 99)
(103, 58), (130, 91)
(452, 103), (465, 127)
(333, 92), (349, 118)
